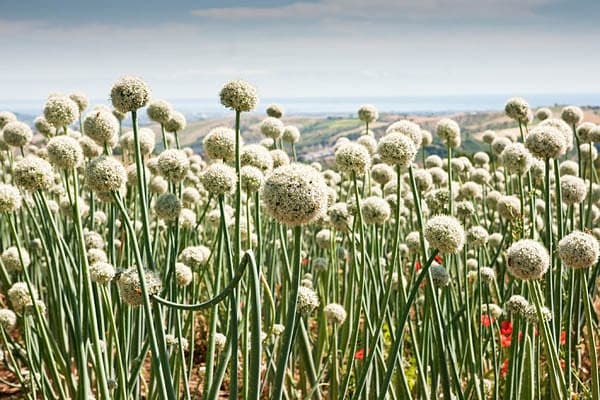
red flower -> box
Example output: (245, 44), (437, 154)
(500, 320), (513, 336)
(355, 348), (364, 360)
(434, 255), (443, 264)
(481, 314), (493, 327)
(415, 261), (421, 271)
(500, 334), (512, 348)
(501, 358), (509, 377)
(302, 257), (309, 266)
(560, 330), (566, 346)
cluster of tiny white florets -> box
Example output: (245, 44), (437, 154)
(561, 105), (584, 126)
(297, 286), (319, 314)
(357, 105), (379, 123)
(327, 203), (353, 232)
(2, 121), (33, 148)
(360, 196), (391, 225)
(219, 80), (258, 112)
(377, 132), (417, 167)
(282, 126), (300, 143)
(146, 99), (173, 125)
(430, 264), (450, 287)
(47, 136), (83, 170)
(386, 120), (422, 147)
(560, 175), (587, 205)
(90, 262), (116, 285)
(44, 95), (79, 128)
(241, 144), (273, 172)
(13, 156), (54, 192)
(535, 107), (552, 121)
(261, 163), (328, 226)
(260, 117), (284, 140)
(424, 215), (464, 254)
(525, 125), (566, 159)
(179, 246), (210, 269)
(200, 163), (237, 195)
(8, 282), (37, 313)
(501, 143), (532, 175)
(504, 97), (530, 122)
(335, 142), (371, 175)
(324, 303), (347, 324)
(0, 184), (22, 213)
(0, 111), (17, 129)
(266, 103), (284, 118)
(557, 231), (599, 269)
(1, 247), (30, 272)
(203, 127), (237, 161)
(0, 309), (17, 330)
(86, 156), (127, 194)
(506, 239), (549, 280)
(157, 149), (189, 183)
(504, 295), (529, 315)
(435, 118), (461, 148)
(110, 76), (151, 113)
(117, 268), (162, 306)
(83, 109), (119, 146)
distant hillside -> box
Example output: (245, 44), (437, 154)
(143, 106), (600, 165)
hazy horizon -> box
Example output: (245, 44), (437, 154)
(1, 0), (599, 101)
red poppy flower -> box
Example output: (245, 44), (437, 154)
(560, 330), (566, 346)
(434, 255), (443, 264)
(481, 314), (493, 327)
(501, 358), (509, 376)
(355, 348), (364, 360)
(500, 320), (513, 336)
(500, 334), (512, 348)
(415, 261), (421, 271)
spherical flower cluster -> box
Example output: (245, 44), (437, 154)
(558, 231), (599, 269)
(357, 135), (377, 155)
(560, 175), (587, 205)
(154, 193), (181, 221)
(491, 137), (511, 156)
(481, 130), (496, 144)
(8, 282), (36, 313)
(327, 203), (352, 232)
(377, 132), (417, 167)
(219, 80), (258, 112)
(576, 122), (595, 143)
(83, 110), (119, 146)
(425, 155), (443, 168)
(2, 247), (30, 272)
(324, 303), (347, 324)
(561, 105), (584, 126)
(47, 136), (83, 170)
(175, 263), (193, 287)
(270, 149), (290, 168)
(260, 117), (284, 140)
(117, 268), (162, 306)
(200, 163), (237, 195)
(335, 142), (371, 175)
(157, 149), (189, 183)
(261, 163), (328, 226)
(69, 92), (88, 112)
(2, 121), (33, 148)
(179, 246), (210, 269)
(86, 156), (127, 194)
(504, 97), (530, 122)
(504, 295), (529, 315)
(480, 267), (496, 283)
(121, 128), (155, 156)
(146, 99), (172, 124)
(33, 116), (54, 137)
(535, 107), (552, 121)
(361, 196), (391, 225)
(164, 111), (187, 133)
(539, 118), (573, 150)
(525, 125), (566, 159)
(524, 305), (552, 324)
(297, 286), (319, 314)
(110, 76), (151, 113)
(13, 156), (53, 192)
(90, 262), (116, 285)
(506, 239), (549, 280)
(357, 104), (379, 123)
(421, 129), (432, 146)
(497, 195), (521, 220)
(241, 144), (273, 172)
(282, 126), (300, 143)
(559, 160), (578, 176)
(435, 118), (461, 148)
(203, 127), (237, 161)
(0, 309), (17, 330)
(430, 264), (450, 287)
(79, 136), (102, 158)
(266, 103), (284, 118)
(501, 143), (532, 175)
(44, 95), (79, 128)
(482, 303), (503, 318)
(0, 111), (17, 129)
(386, 120), (422, 147)
(424, 215), (464, 254)
(239, 165), (263, 193)
(466, 226), (489, 247)
(371, 163), (395, 185)
(0, 184), (22, 213)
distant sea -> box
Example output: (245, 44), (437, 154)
(3, 93), (600, 121)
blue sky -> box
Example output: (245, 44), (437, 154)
(0, 0), (599, 100)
